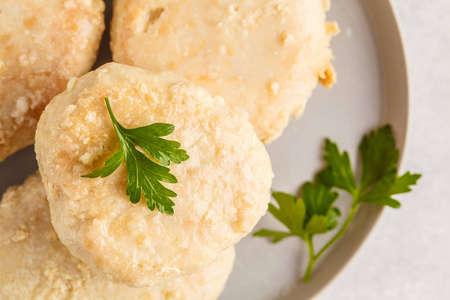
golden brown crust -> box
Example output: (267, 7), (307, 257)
(0, 0), (105, 161)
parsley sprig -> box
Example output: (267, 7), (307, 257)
(254, 125), (420, 281)
(82, 97), (189, 215)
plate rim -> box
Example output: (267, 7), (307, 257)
(286, 0), (410, 298)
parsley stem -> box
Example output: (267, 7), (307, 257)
(303, 235), (315, 282)
(303, 201), (359, 282)
(315, 201), (359, 260)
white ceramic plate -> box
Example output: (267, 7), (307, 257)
(0, 0), (408, 299)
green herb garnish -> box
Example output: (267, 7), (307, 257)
(82, 97), (189, 215)
(254, 125), (420, 281)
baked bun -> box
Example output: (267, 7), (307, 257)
(0, 173), (235, 300)
(35, 63), (272, 287)
(111, 0), (338, 143)
(0, 0), (105, 161)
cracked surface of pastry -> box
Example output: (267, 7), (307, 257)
(0, 173), (235, 300)
(111, 0), (337, 143)
(35, 63), (272, 287)
(0, 0), (105, 161)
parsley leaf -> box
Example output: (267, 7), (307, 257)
(316, 139), (357, 195)
(316, 125), (420, 208)
(252, 230), (293, 244)
(359, 125), (399, 193)
(357, 125), (420, 208)
(302, 182), (340, 234)
(82, 97), (189, 215)
(253, 125), (420, 282)
(123, 124), (189, 166)
(253, 184), (340, 240)
(253, 192), (306, 242)
(82, 149), (125, 178)
(359, 171), (421, 208)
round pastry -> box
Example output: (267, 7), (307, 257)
(0, 173), (235, 300)
(35, 63), (272, 287)
(111, 0), (338, 143)
(0, 0), (105, 161)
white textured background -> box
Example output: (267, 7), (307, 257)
(319, 1), (450, 299)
